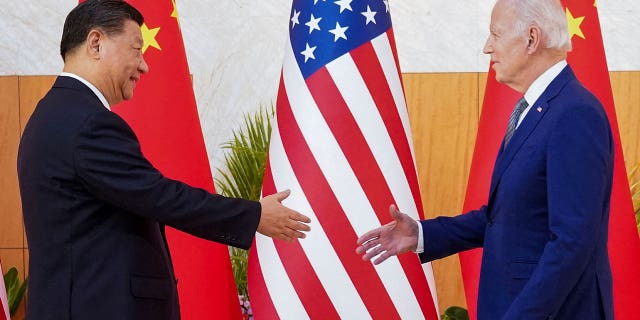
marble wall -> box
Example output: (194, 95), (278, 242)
(1, 0), (638, 175)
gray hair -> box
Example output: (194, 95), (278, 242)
(505, 0), (572, 52)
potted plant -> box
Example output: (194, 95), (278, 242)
(215, 106), (273, 320)
(3, 267), (27, 318)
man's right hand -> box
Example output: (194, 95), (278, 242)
(258, 189), (311, 242)
(355, 204), (419, 264)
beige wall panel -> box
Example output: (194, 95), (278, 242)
(403, 73), (479, 311)
(19, 76), (56, 134)
(0, 77), (24, 249)
(610, 72), (640, 173)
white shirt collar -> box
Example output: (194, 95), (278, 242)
(516, 60), (567, 127)
(523, 60), (567, 107)
(60, 72), (111, 111)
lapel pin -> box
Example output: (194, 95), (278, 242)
(537, 107), (542, 112)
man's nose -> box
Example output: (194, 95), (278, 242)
(139, 57), (149, 74)
(482, 38), (492, 54)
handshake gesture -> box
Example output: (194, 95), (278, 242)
(258, 189), (311, 242)
(355, 205), (420, 264)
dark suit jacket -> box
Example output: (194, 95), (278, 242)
(419, 66), (614, 319)
(18, 76), (261, 320)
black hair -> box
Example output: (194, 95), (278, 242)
(60, 0), (144, 61)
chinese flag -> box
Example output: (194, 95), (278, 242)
(77, 0), (242, 319)
(460, 1), (640, 319)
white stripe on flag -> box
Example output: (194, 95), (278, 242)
(269, 122), (371, 319)
(372, 33), (417, 168)
(255, 234), (309, 320)
(283, 37), (427, 318)
(372, 33), (440, 312)
(325, 48), (425, 320)
(325, 53), (419, 221)
(282, 40), (379, 236)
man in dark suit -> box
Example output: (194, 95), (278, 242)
(17, 1), (310, 319)
(356, 0), (614, 319)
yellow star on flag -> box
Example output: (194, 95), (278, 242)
(171, 0), (179, 19)
(566, 8), (585, 39)
(141, 23), (161, 53)
(594, 0), (597, 7)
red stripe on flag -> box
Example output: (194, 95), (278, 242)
(248, 238), (281, 320)
(276, 79), (401, 319)
(332, 43), (438, 319)
(308, 64), (437, 316)
(387, 29), (403, 86)
(307, 66), (437, 318)
(350, 42), (425, 219)
(306, 67), (393, 225)
(262, 157), (341, 319)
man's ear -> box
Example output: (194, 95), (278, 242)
(526, 26), (542, 53)
(86, 29), (103, 59)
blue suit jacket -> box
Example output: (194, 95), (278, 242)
(420, 66), (614, 319)
(18, 77), (261, 320)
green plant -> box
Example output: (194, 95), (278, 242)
(629, 162), (640, 233)
(215, 105), (273, 300)
(440, 306), (469, 320)
(3, 267), (28, 317)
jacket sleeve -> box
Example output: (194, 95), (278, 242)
(503, 98), (613, 318)
(419, 206), (488, 263)
(73, 110), (261, 249)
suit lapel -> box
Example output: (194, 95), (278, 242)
(488, 66), (578, 201)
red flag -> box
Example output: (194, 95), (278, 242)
(248, 0), (438, 319)
(1, 260), (9, 320)
(460, 1), (640, 319)
(77, 0), (242, 318)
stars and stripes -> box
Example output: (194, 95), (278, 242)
(248, 0), (439, 318)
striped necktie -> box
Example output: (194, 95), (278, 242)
(504, 97), (529, 147)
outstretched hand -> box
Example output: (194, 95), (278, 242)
(355, 204), (419, 265)
(258, 189), (311, 242)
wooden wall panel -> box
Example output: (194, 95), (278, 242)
(19, 76), (56, 134)
(1, 72), (638, 316)
(478, 72), (488, 116)
(610, 72), (640, 172)
(0, 77), (23, 249)
(403, 73), (480, 311)
(0, 249), (24, 280)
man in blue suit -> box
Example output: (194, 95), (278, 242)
(356, 0), (614, 319)
(17, 1), (310, 319)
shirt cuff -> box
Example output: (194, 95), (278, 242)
(415, 220), (424, 253)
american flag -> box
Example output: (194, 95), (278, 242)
(248, 0), (439, 318)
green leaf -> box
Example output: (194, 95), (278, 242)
(215, 104), (274, 301)
(3, 267), (27, 316)
(441, 306), (469, 320)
